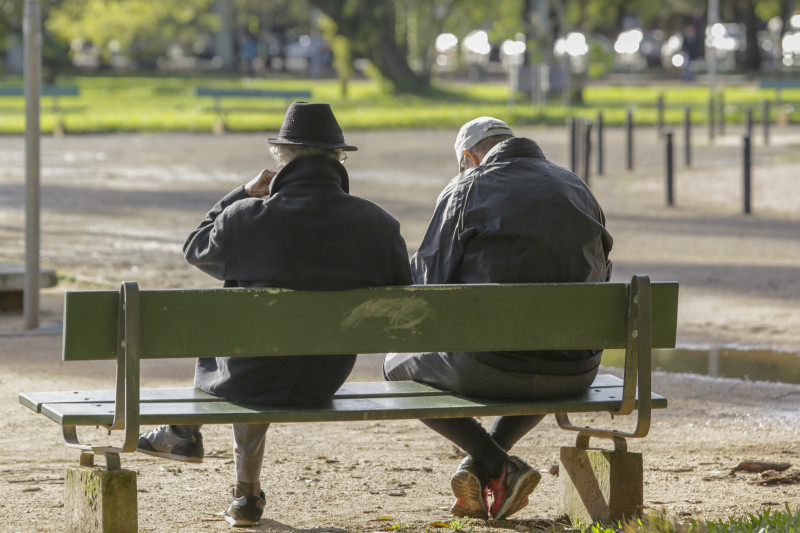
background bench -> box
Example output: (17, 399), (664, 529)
(757, 77), (800, 104)
(194, 87), (312, 114)
(20, 275), (678, 532)
(0, 85), (79, 113)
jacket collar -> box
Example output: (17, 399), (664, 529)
(482, 137), (546, 165)
(269, 154), (350, 195)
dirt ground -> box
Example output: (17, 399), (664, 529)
(1, 124), (800, 532)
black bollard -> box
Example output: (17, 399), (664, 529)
(583, 121), (592, 185)
(743, 134), (752, 214)
(569, 117), (578, 172)
(684, 107), (691, 167)
(626, 109), (634, 171)
(666, 131), (674, 206)
(746, 107), (753, 137)
(597, 111), (604, 176)
(762, 99), (770, 145)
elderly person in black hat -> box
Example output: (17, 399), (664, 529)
(137, 102), (413, 527)
(383, 116), (613, 521)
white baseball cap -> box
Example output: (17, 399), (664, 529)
(454, 116), (515, 166)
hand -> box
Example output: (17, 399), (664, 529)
(244, 168), (277, 198)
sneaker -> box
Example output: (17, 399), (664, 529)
(487, 456), (541, 520)
(450, 456), (489, 519)
(225, 488), (266, 527)
(136, 425), (204, 463)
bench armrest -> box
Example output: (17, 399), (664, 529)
(555, 274), (652, 448)
(62, 282), (141, 467)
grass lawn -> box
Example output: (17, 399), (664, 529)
(0, 74), (798, 134)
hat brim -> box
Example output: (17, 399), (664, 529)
(267, 137), (358, 151)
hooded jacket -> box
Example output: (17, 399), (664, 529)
(184, 154), (412, 404)
(411, 137), (613, 374)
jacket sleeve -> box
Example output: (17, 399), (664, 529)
(390, 225), (414, 286)
(410, 181), (466, 284)
(183, 186), (250, 280)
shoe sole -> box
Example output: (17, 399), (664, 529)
(450, 470), (488, 519)
(492, 469), (541, 520)
(225, 515), (259, 527)
(136, 447), (203, 464)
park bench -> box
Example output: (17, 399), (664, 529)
(194, 87), (312, 114)
(0, 85), (79, 113)
(19, 275), (678, 532)
(757, 77), (800, 105)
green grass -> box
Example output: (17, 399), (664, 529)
(585, 507), (800, 533)
(1, 74), (799, 134)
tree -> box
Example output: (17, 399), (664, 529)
(46, 0), (219, 68)
(309, 0), (430, 93)
(0, 0), (72, 82)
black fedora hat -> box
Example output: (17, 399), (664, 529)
(267, 102), (357, 151)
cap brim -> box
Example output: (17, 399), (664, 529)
(267, 137), (358, 151)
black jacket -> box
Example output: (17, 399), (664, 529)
(184, 155), (412, 404)
(411, 137), (613, 374)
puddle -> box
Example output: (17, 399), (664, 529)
(601, 348), (800, 385)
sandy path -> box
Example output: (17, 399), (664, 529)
(1, 125), (800, 531)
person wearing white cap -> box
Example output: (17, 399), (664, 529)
(384, 117), (613, 521)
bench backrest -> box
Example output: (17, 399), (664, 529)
(0, 85), (79, 97)
(63, 280), (678, 362)
(194, 88), (312, 99)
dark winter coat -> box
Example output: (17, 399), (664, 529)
(184, 154), (412, 405)
(411, 137), (613, 374)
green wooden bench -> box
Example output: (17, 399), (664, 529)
(19, 275), (678, 532)
(194, 87), (312, 114)
(757, 77), (800, 105)
(0, 85), (79, 113)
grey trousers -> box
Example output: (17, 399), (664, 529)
(383, 351), (598, 400)
(173, 423), (267, 484)
(383, 351), (599, 477)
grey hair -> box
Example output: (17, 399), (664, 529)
(269, 144), (345, 167)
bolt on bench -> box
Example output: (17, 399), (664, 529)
(20, 275), (678, 532)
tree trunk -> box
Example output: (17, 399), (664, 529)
(310, 0), (430, 94)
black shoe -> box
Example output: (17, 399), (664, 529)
(136, 425), (204, 463)
(225, 488), (266, 527)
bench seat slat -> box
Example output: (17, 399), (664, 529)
(20, 381), (449, 413)
(38, 384), (666, 426)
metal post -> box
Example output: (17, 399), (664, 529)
(569, 117), (578, 172)
(657, 93), (664, 138)
(762, 99), (770, 145)
(708, 93), (715, 142)
(583, 121), (592, 185)
(708, 0), (719, 95)
(718, 91), (725, 136)
(666, 131), (674, 206)
(596, 110), (604, 176)
(24, 0), (42, 330)
(743, 133), (752, 214)
(684, 107), (691, 167)
(626, 108), (634, 171)
(746, 107), (753, 137)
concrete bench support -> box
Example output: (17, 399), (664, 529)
(65, 465), (137, 533)
(559, 446), (643, 524)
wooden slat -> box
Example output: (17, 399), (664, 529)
(39, 386), (667, 426)
(63, 283), (679, 361)
(194, 88), (311, 98)
(19, 381), (448, 413)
